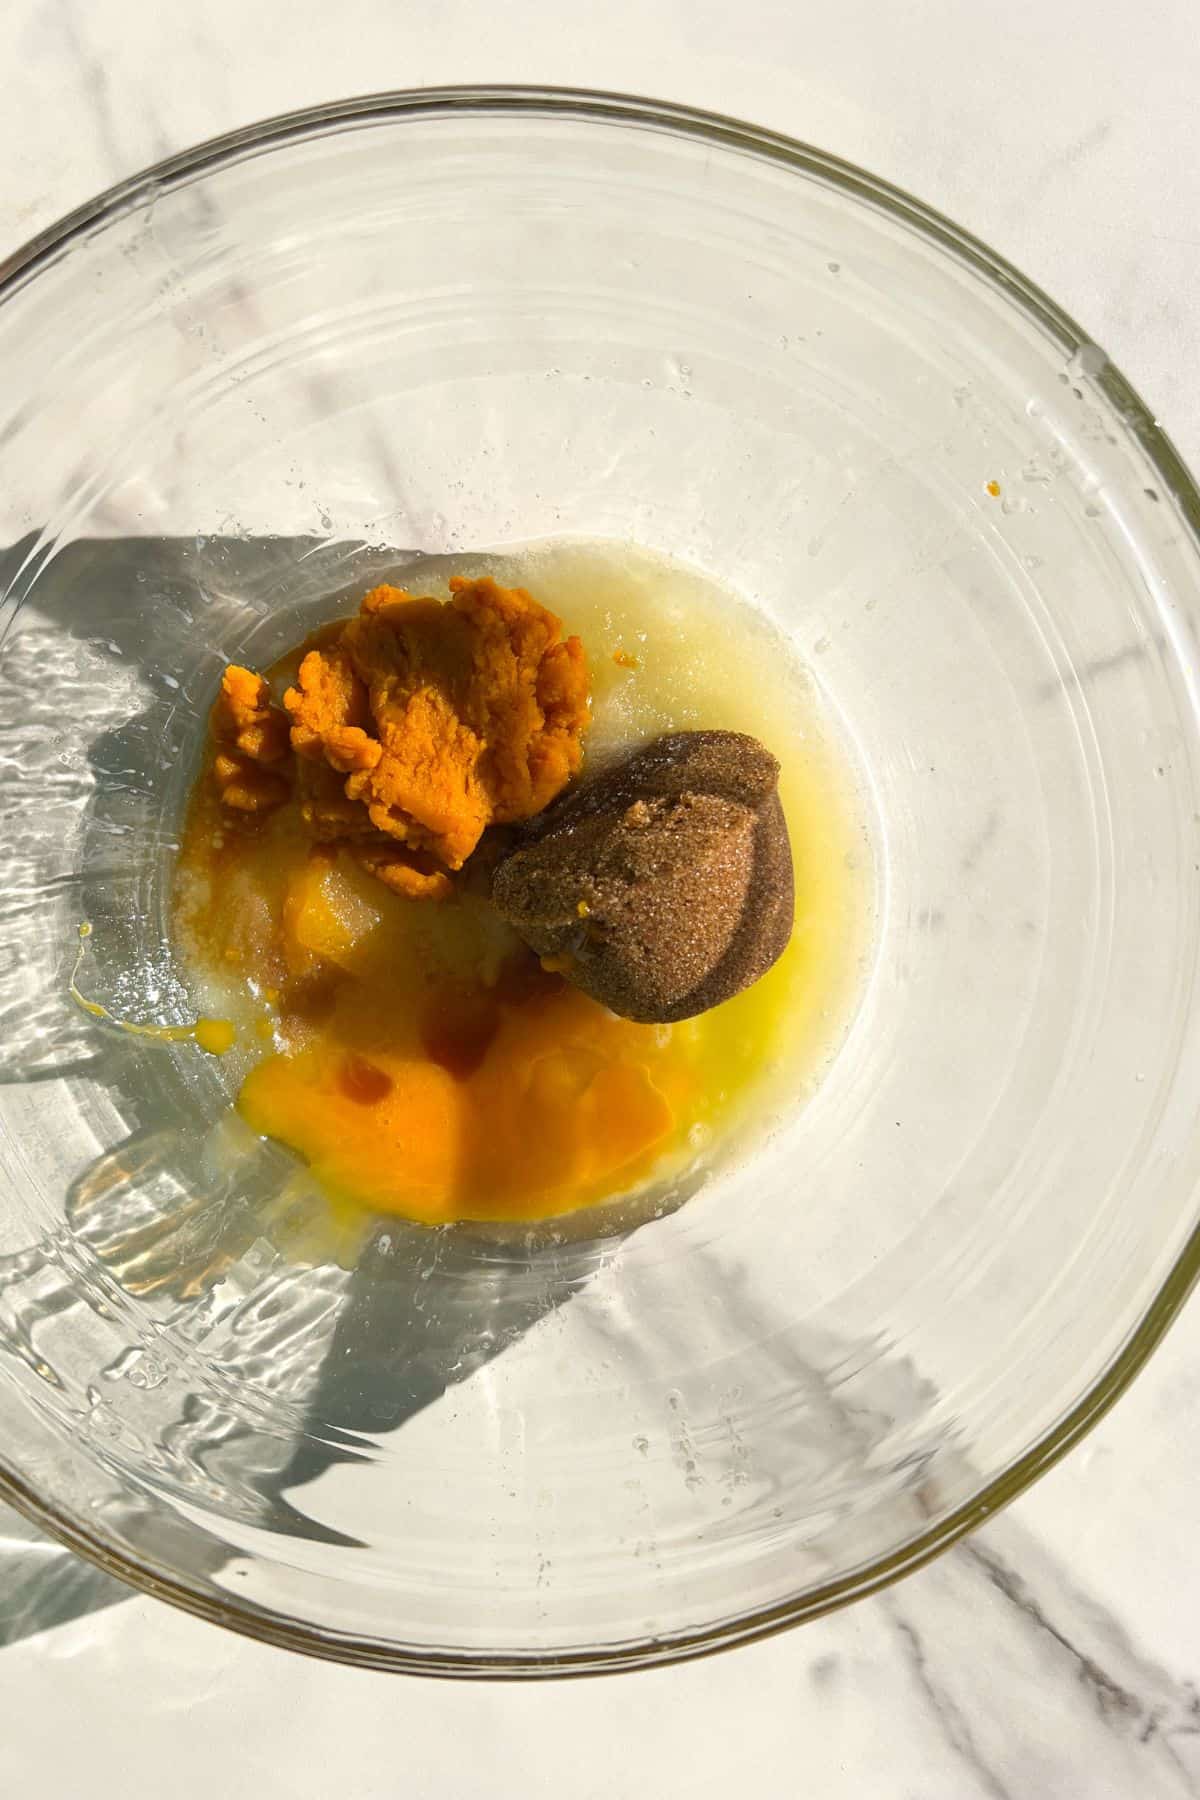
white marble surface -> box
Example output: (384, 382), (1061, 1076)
(3, 3), (1200, 1795)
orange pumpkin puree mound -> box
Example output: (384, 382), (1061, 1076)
(207, 574), (588, 899)
(278, 574), (589, 885)
(177, 576), (700, 1226)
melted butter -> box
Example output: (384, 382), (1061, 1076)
(173, 539), (872, 1226)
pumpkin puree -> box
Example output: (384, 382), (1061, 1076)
(211, 575), (588, 901)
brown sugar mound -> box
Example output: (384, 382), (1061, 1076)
(210, 577), (589, 898)
(491, 730), (793, 1022)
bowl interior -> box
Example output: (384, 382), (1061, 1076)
(1, 92), (1198, 1673)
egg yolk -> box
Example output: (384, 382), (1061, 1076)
(176, 789), (702, 1224)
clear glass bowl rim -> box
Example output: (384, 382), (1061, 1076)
(1, 82), (1198, 1679)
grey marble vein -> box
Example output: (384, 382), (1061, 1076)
(54, 0), (127, 182)
(964, 1538), (1200, 1789)
(1035, 635), (1165, 702)
(888, 1607), (1015, 1800)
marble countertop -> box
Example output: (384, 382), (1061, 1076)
(3, 3), (1200, 1795)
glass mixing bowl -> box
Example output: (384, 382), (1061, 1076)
(1, 88), (1199, 1677)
